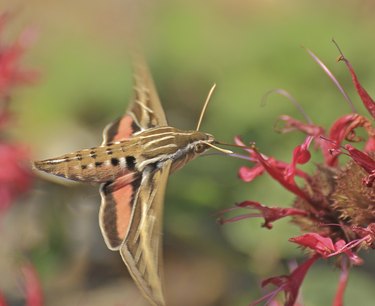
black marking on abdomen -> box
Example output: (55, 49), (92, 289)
(81, 165), (87, 170)
(126, 156), (136, 170)
(90, 151), (97, 159)
(95, 161), (103, 167)
(111, 157), (119, 166)
(76, 153), (82, 161)
(106, 148), (113, 155)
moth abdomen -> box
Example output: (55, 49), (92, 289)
(34, 144), (134, 183)
(34, 151), (93, 182)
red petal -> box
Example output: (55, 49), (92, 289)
(293, 144), (311, 164)
(333, 261), (349, 306)
(291, 233), (365, 265)
(329, 240), (363, 265)
(329, 114), (360, 144)
(277, 115), (324, 136)
(238, 165), (265, 182)
(339, 55), (375, 119)
(344, 144), (375, 187)
(0, 143), (33, 213)
(329, 114), (374, 144)
(234, 136), (258, 160)
(0, 291), (8, 306)
(344, 144), (375, 174)
(364, 136), (375, 152)
(237, 201), (308, 229)
(289, 233), (335, 256)
(253, 254), (319, 306)
(22, 264), (43, 306)
(285, 136), (312, 182)
(253, 148), (310, 202)
(324, 114), (375, 166)
(0, 17), (38, 97)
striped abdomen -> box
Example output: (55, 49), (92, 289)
(34, 141), (138, 183)
(34, 127), (214, 183)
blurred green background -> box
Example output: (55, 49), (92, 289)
(2, 0), (375, 305)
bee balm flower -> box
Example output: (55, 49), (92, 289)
(221, 48), (375, 306)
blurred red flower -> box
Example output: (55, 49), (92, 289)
(0, 263), (43, 306)
(22, 264), (44, 306)
(0, 11), (42, 306)
(0, 143), (32, 212)
(221, 48), (375, 305)
(0, 13), (36, 212)
(0, 13), (37, 99)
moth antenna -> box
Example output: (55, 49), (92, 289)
(203, 141), (233, 154)
(196, 83), (217, 131)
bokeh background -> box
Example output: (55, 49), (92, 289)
(1, 0), (375, 305)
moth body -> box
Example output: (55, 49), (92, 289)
(34, 141), (135, 183)
(34, 127), (214, 184)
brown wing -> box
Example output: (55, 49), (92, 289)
(100, 55), (170, 305)
(99, 172), (141, 250)
(102, 56), (167, 145)
(119, 161), (171, 306)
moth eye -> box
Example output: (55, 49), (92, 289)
(194, 143), (206, 154)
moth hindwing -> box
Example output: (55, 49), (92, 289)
(34, 57), (223, 306)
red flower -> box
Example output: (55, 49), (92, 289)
(219, 201), (308, 229)
(0, 12), (42, 306)
(22, 264), (44, 306)
(0, 13), (37, 99)
(0, 13), (36, 214)
(289, 233), (363, 265)
(0, 292), (7, 306)
(0, 263), (43, 306)
(250, 255), (319, 306)
(220, 47), (375, 305)
(0, 143), (32, 212)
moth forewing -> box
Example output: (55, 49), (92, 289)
(119, 162), (171, 306)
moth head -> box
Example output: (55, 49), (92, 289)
(191, 132), (232, 155)
(192, 132), (214, 154)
